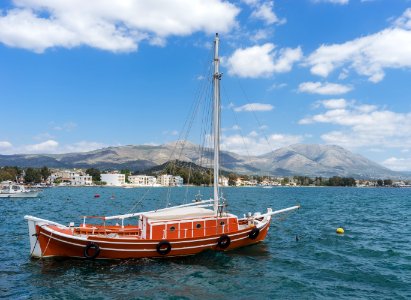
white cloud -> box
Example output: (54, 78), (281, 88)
(33, 132), (54, 141)
(221, 132), (303, 155)
(222, 125), (241, 132)
(317, 98), (348, 109)
(248, 131), (259, 137)
(306, 8), (411, 82)
(268, 83), (287, 90)
(143, 142), (160, 146)
(227, 43), (302, 78)
(312, 0), (349, 4)
(299, 100), (411, 149)
(59, 141), (107, 153)
(51, 121), (77, 131)
(0, 0), (239, 53)
(24, 140), (59, 153)
(234, 103), (274, 112)
(0, 139), (106, 154)
(298, 81), (352, 95)
(0, 141), (13, 150)
(250, 28), (272, 42)
(394, 8), (411, 29)
(381, 157), (411, 172)
(250, 1), (285, 25)
(338, 68), (349, 80)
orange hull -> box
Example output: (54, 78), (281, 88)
(25, 205), (299, 260)
(34, 222), (270, 259)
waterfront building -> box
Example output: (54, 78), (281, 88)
(219, 176), (229, 187)
(174, 176), (183, 187)
(70, 174), (92, 186)
(128, 175), (157, 186)
(235, 178), (243, 186)
(157, 174), (174, 186)
(157, 174), (184, 186)
(101, 173), (126, 186)
(49, 170), (92, 186)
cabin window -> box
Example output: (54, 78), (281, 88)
(196, 223), (201, 229)
(220, 221), (225, 226)
(170, 226), (175, 232)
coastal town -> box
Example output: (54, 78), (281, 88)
(1, 166), (410, 188)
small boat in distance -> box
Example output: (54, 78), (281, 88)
(0, 184), (40, 198)
(24, 34), (299, 260)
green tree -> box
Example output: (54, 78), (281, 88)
(24, 168), (42, 183)
(281, 177), (290, 185)
(40, 166), (51, 181)
(228, 173), (237, 186)
(0, 166), (20, 182)
(86, 168), (101, 182)
(120, 169), (131, 183)
(327, 176), (356, 186)
(377, 179), (383, 186)
(383, 179), (392, 186)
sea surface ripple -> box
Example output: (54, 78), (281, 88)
(0, 187), (410, 299)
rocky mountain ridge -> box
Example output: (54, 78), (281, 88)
(0, 142), (403, 179)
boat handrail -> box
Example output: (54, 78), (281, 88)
(260, 205), (300, 218)
(104, 199), (215, 220)
(81, 216), (107, 220)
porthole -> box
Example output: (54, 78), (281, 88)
(196, 223), (202, 229)
(170, 226), (175, 232)
(220, 221), (225, 226)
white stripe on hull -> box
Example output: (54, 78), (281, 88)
(40, 223), (268, 246)
(40, 231), (259, 252)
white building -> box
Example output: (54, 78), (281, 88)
(128, 175), (157, 186)
(49, 170), (92, 186)
(158, 174), (174, 186)
(219, 176), (229, 187)
(71, 174), (92, 186)
(157, 174), (184, 186)
(101, 173), (126, 186)
(174, 176), (184, 187)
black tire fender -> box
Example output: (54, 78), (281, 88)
(156, 240), (172, 255)
(217, 234), (231, 249)
(84, 242), (100, 259)
(248, 227), (260, 240)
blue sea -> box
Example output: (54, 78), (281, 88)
(0, 187), (410, 299)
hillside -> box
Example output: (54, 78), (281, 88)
(0, 142), (404, 179)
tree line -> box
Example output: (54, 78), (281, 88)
(0, 166), (51, 183)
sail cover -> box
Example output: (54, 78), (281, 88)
(143, 207), (215, 221)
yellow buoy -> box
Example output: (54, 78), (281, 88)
(336, 227), (345, 234)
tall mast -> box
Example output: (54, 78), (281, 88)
(213, 33), (221, 214)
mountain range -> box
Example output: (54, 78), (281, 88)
(0, 142), (403, 179)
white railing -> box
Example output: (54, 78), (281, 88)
(104, 199), (214, 221)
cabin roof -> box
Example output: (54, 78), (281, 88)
(143, 207), (215, 221)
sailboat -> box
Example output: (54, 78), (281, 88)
(24, 34), (299, 259)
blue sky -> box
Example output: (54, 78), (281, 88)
(1, 0), (411, 171)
